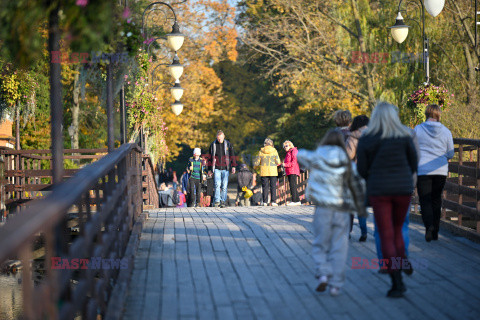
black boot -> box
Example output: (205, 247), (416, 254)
(425, 226), (434, 242)
(387, 271), (405, 298)
(432, 227), (439, 240)
(401, 258), (414, 276)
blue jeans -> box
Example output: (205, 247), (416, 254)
(358, 216), (367, 236)
(374, 205), (410, 259)
(214, 169), (229, 204)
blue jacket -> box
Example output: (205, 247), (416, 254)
(181, 172), (190, 193)
(414, 121), (454, 176)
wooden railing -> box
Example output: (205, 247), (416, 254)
(277, 171), (309, 206)
(142, 155), (159, 209)
(0, 148), (108, 214)
(277, 138), (480, 233)
(0, 143), (143, 319)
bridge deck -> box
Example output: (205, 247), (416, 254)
(122, 207), (480, 320)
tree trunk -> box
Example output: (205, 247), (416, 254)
(70, 67), (80, 164)
(350, 0), (376, 109)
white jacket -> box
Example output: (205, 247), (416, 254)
(297, 146), (366, 216)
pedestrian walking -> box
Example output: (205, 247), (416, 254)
(253, 138), (282, 206)
(282, 140), (301, 206)
(414, 104), (454, 242)
(333, 109), (352, 141)
(236, 164), (253, 206)
(346, 115), (369, 241)
(180, 170), (190, 195)
(298, 129), (366, 296)
(356, 102), (418, 298)
(187, 148), (207, 207)
(208, 130), (237, 208)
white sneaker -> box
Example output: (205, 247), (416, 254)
(329, 286), (341, 296)
(292, 202), (301, 206)
(316, 276), (328, 292)
(262, 203), (268, 206)
(271, 203), (278, 206)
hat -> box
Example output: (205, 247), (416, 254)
(193, 148), (201, 155)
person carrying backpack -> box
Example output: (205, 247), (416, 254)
(187, 148), (207, 207)
(236, 164), (254, 206)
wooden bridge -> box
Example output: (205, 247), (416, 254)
(0, 138), (479, 319)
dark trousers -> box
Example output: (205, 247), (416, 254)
(417, 175), (447, 231)
(261, 176), (278, 204)
(187, 178), (201, 206)
(369, 195), (411, 272)
(287, 174), (300, 202)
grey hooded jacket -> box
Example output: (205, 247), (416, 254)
(297, 146), (366, 216)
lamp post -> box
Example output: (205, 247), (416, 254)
(141, 2), (185, 52)
(388, 0), (445, 84)
(141, 2), (186, 115)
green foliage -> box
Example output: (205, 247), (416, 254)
(275, 109), (332, 152)
(0, 0), (116, 67)
(404, 84), (452, 127)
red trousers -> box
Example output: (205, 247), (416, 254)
(369, 195), (411, 271)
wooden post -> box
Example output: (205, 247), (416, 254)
(458, 144), (463, 227)
(477, 146), (480, 233)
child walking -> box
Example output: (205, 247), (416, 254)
(187, 148), (207, 207)
(297, 129), (366, 296)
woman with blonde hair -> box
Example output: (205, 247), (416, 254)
(357, 102), (417, 298)
(283, 140), (301, 206)
(254, 138), (281, 206)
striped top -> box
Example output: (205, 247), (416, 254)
(188, 157), (205, 180)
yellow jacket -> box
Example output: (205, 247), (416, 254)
(254, 145), (281, 177)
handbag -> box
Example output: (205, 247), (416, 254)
(345, 162), (367, 217)
(277, 165), (285, 177)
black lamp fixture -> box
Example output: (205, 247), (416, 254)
(388, 0), (445, 84)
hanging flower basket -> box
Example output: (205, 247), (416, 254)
(405, 84), (452, 126)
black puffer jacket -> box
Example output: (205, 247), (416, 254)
(237, 165), (253, 191)
(357, 133), (417, 197)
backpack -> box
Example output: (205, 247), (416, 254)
(172, 190), (180, 205)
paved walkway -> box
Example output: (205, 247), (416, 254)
(122, 206), (480, 320)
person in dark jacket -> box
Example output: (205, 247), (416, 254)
(180, 170), (190, 195)
(236, 164), (253, 206)
(208, 130), (237, 208)
(356, 102), (418, 298)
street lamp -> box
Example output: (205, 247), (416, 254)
(141, 1), (186, 116)
(141, 2), (185, 52)
(168, 54), (184, 81)
(167, 21), (185, 52)
(171, 100), (183, 116)
(388, 0), (445, 84)
(170, 80), (184, 101)
(424, 0), (445, 17)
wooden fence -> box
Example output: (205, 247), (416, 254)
(142, 155), (159, 209)
(0, 143), (143, 319)
(0, 148), (108, 214)
(276, 138), (480, 233)
(0, 148), (159, 217)
(277, 171), (309, 206)
(413, 138), (480, 233)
